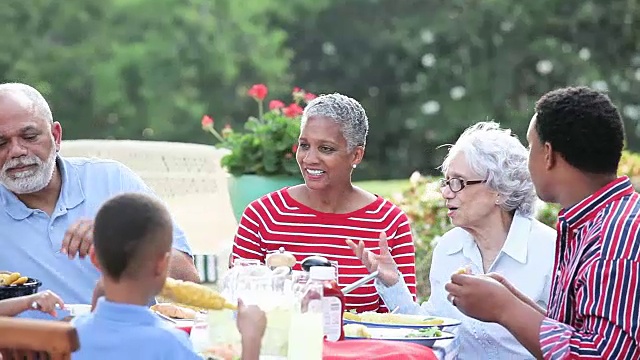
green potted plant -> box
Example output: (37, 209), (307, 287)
(202, 84), (316, 221)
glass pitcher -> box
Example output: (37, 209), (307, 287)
(220, 258), (269, 305)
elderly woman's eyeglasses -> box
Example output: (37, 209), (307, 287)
(439, 178), (486, 193)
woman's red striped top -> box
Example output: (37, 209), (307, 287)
(231, 187), (417, 313)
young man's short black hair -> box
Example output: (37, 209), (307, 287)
(534, 86), (625, 175)
(93, 193), (172, 281)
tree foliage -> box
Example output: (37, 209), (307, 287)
(0, 0), (297, 142)
(1, 0), (638, 179)
(278, 0), (640, 178)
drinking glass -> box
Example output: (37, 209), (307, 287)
(288, 280), (324, 360)
(235, 271), (293, 359)
(190, 311), (211, 353)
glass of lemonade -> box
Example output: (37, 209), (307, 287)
(236, 270), (293, 359)
(288, 279), (324, 360)
(260, 296), (294, 359)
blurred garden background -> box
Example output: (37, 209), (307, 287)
(3, 0), (640, 298)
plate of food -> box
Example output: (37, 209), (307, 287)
(64, 304), (92, 316)
(152, 303), (198, 320)
(343, 311), (461, 329)
(344, 323), (455, 347)
(0, 271), (42, 300)
(151, 302), (199, 332)
(57, 304), (93, 322)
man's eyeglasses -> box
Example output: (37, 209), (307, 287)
(439, 177), (486, 193)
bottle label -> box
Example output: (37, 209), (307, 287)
(321, 296), (343, 341)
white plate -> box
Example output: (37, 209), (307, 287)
(345, 327), (455, 347)
(344, 313), (461, 329)
(64, 304), (92, 316)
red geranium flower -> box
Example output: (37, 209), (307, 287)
(269, 100), (285, 110)
(201, 115), (214, 128)
(247, 84), (268, 101)
(283, 103), (304, 118)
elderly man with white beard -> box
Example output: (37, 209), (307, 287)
(0, 83), (200, 319)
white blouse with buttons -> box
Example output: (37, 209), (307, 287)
(376, 212), (557, 360)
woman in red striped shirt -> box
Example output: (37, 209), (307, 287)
(230, 93), (417, 313)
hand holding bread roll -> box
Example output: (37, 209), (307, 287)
(454, 265), (472, 275)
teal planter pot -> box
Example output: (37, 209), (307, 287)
(228, 174), (302, 222)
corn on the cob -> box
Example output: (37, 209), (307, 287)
(159, 277), (237, 311)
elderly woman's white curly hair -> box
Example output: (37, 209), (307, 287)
(440, 121), (538, 218)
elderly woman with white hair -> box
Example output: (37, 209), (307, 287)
(350, 121), (556, 359)
(231, 93), (418, 314)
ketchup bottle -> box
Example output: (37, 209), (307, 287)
(308, 266), (345, 341)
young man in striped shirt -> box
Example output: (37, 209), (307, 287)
(446, 86), (639, 359)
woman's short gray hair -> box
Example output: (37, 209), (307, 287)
(0, 83), (53, 124)
(301, 93), (369, 150)
(440, 121), (537, 218)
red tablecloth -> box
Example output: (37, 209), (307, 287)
(178, 325), (440, 359)
(323, 339), (438, 360)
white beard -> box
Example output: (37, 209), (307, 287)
(0, 146), (57, 194)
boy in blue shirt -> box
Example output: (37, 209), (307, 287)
(71, 193), (264, 359)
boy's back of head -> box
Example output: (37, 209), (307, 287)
(90, 192), (173, 300)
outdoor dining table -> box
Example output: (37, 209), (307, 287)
(185, 324), (459, 360)
(322, 337), (458, 360)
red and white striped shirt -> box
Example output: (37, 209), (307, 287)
(540, 176), (640, 359)
(231, 187), (417, 313)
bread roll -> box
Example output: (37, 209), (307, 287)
(151, 303), (197, 319)
(453, 265), (472, 275)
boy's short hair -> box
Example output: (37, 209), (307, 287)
(93, 193), (173, 281)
